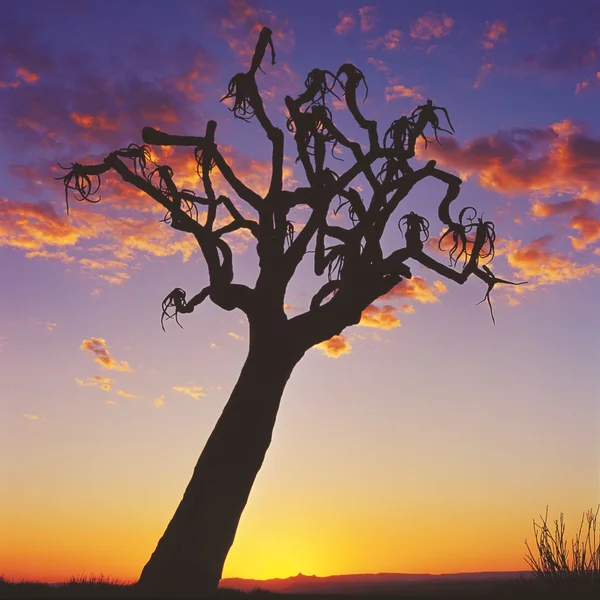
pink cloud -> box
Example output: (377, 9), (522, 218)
(410, 12), (454, 41)
(482, 20), (507, 50)
(334, 9), (356, 35)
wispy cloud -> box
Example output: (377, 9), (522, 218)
(520, 39), (599, 73)
(172, 384), (206, 401)
(575, 71), (600, 94)
(80, 338), (134, 373)
(22, 413), (40, 420)
(75, 375), (113, 391)
(367, 57), (390, 73)
(506, 235), (600, 288)
(385, 84), (423, 102)
(532, 197), (600, 250)
(410, 12), (454, 41)
(474, 62), (495, 89)
(366, 29), (403, 51)
(358, 6), (377, 32)
(211, 0), (294, 64)
(334, 9), (356, 35)
(482, 20), (507, 50)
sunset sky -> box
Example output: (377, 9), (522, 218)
(1, 0), (599, 585)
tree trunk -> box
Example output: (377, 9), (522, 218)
(135, 324), (304, 598)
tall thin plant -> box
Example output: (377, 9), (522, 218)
(524, 506), (600, 588)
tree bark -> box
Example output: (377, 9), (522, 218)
(135, 324), (305, 598)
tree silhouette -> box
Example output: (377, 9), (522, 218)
(58, 27), (523, 598)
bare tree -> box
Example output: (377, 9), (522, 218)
(58, 28), (522, 598)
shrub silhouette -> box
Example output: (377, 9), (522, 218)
(524, 506), (600, 593)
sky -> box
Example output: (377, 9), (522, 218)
(1, 0), (599, 585)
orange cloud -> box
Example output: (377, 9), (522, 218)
(79, 338), (134, 373)
(70, 112), (118, 131)
(410, 12), (454, 41)
(358, 6), (377, 32)
(482, 20), (507, 50)
(382, 276), (448, 304)
(117, 390), (138, 399)
(385, 84), (423, 102)
(359, 304), (401, 330)
(0, 198), (86, 251)
(15, 67), (39, 83)
(532, 197), (600, 250)
(366, 29), (402, 51)
(172, 385), (206, 401)
(316, 334), (352, 358)
(0, 196), (202, 281)
(422, 120), (600, 202)
(75, 376), (113, 391)
(506, 235), (600, 286)
(24, 250), (75, 262)
(334, 9), (356, 35)
(228, 332), (244, 341)
(154, 396), (165, 408)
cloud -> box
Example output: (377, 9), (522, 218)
(385, 84), (423, 102)
(409, 12), (454, 41)
(117, 390), (138, 399)
(0, 196), (201, 282)
(22, 413), (40, 420)
(532, 197), (600, 250)
(506, 235), (600, 287)
(154, 396), (165, 408)
(520, 39), (598, 73)
(228, 331), (244, 341)
(482, 20), (507, 50)
(366, 29), (403, 51)
(172, 384), (206, 401)
(70, 112), (118, 131)
(79, 337), (134, 373)
(0, 198), (86, 251)
(367, 57), (390, 73)
(334, 9), (356, 35)
(382, 276), (448, 304)
(210, 0), (294, 65)
(474, 62), (495, 89)
(358, 6), (377, 32)
(75, 375), (113, 391)
(421, 120), (600, 202)
(358, 305), (401, 330)
(316, 334), (352, 358)
(575, 71), (600, 94)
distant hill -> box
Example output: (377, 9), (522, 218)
(220, 571), (530, 595)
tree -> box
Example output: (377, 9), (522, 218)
(58, 27), (521, 598)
